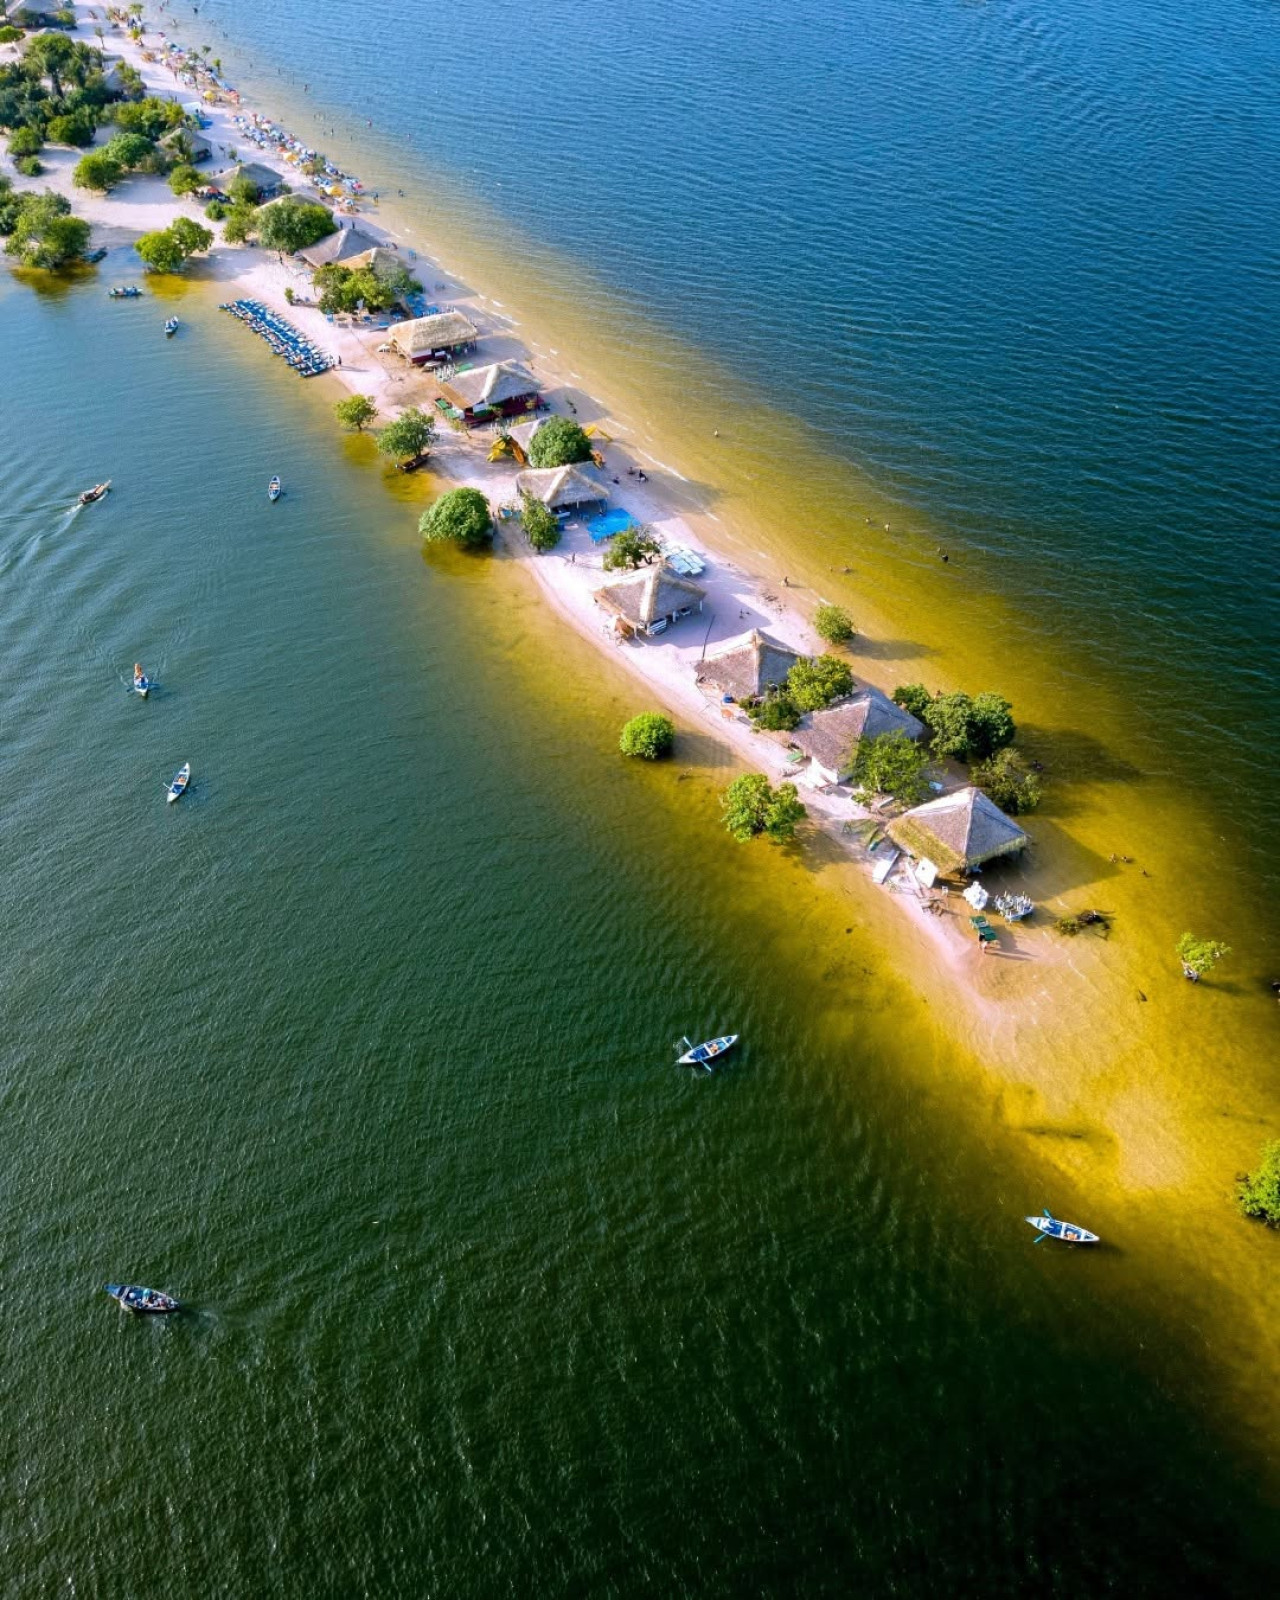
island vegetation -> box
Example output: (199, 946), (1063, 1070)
(1175, 933), (1230, 982)
(852, 730), (932, 804)
(376, 407), (434, 468)
(419, 487), (493, 549)
(0, 179), (89, 267)
(748, 686), (802, 733)
(602, 528), (662, 570)
(787, 654), (854, 712)
(314, 259), (420, 315)
(721, 774), (806, 843)
(333, 394), (378, 432)
(619, 712), (674, 761)
(256, 196), (335, 255)
(528, 415), (592, 468)
(135, 214), (212, 272)
(1235, 1140), (1280, 1227)
(519, 492), (561, 553)
(813, 602), (856, 646)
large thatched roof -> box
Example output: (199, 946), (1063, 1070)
(296, 225), (380, 268)
(388, 310), (479, 356)
(514, 464), (609, 510)
(887, 786), (1027, 874)
(791, 688), (924, 773)
(698, 630), (801, 701)
(212, 161), (285, 195)
(595, 567), (706, 628)
(440, 361), (538, 411)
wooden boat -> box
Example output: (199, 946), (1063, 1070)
(132, 663), (150, 698)
(268, 476), (281, 502)
(1026, 1209), (1099, 1245)
(166, 762), (190, 803)
(677, 1034), (739, 1070)
(164, 317), (180, 337)
(78, 480), (111, 505)
(108, 285), (142, 299)
(104, 1283), (180, 1314)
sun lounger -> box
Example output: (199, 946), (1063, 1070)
(969, 915), (999, 945)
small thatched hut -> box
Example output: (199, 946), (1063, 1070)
(514, 464), (609, 513)
(789, 688), (925, 786)
(438, 361), (540, 426)
(388, 311), (479, 365)
(697, 630), (801, 702)
(595, 567), (706, 637)
(887, 786), (1027, 875)
(296, 225), (381, 269)
(211, 161), (286, 199)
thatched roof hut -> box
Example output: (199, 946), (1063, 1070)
(387, 311), (479, 363)
(439, 361), (540, 424)
(887, 786), (1027, 874)
(212, 161), (285, 198)
(514, 464), (609, 512)
(698, 630), (801, 702)
(160, 127), (212, 163)
(296, 225), (381, 269)
(595, 567), (706, 636)
(790, 688), (924, 785)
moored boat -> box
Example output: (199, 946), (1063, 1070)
(104, 1283), (180, 1314)
(268, 475), (281, 501)
(78, 480), (111, 505)
(166, 762), (190, 803)
(164, 316), (180, 337)
(132, 662), (150, 698)
(1026, 1208), (1099, 1245)
(677, 1033), (739, 1069)
(108, 285), (142, 299)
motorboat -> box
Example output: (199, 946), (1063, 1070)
(166, 762), (191, 803)
(268, 476), (282, 502)
(677, 1034), (739, 1070)
(104, 1283), (180, 1314)
(108, 285), (142, 299)
(78, 480), (111, 505)
(164, 316), (180, 337)
(132, 663), (151, 698)
(1026, 1209), (1099, 1245)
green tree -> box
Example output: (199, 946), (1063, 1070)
(45, 109), (95, 146)
(748, 687), (802, 732)
(377, 407), (435, 465)
(204, 199), (229, 221)
(1236, 1140), (1280, 1227)
(520, 492), (561, 553)
(227, 171), (262, 205)
(966, 692), (1017, 761)
(221, 203), (258, 244)
(528, 415), (592, 468)
(721, 773), (806, 843)
(334, 394), (378, 432)
(257, 195), (335, 254)
(787, 654), (854, 712)
(418, 487), (493, 548)
(892, 682), (933, 720)
(168, 162), (202, 195)
(103, 129), (155, 169)
(112, 96), (185, 140)
(314, 261), (399, 315)
(170, 215), (212, 255)
(135, 217), (211, 272)
(813, 603), (855, 646)
(9, 125), (42, 158)
(23, 28), (75, 95)
(922, 691), (977, 760)
(619, 712), (674, 760)
(853, 730), (931, 803)
(602, 528), (661, 571)
(14, 154), (41, 176)
(1175, 933), (1230, 981)
(73, 151), (123, 192)
(5, 192), (88, 268)
(972, 747), (1041, 814)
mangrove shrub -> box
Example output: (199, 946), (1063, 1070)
(972, 747), (1042, 814)
(419, 488), (494, 549)
(1236, 1140), (1280, 1227)
(377, 407), (435, 464)
(813, 603), (856, 646)
(749, 687), (802, 733)
(721, 774), (807, 843)
(787, 654), (853, 712)
(1175, 933), (1230, 980)
(619, 712), (674, 761)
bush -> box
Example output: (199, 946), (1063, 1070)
(334, 394), (378, 432)
(135, 216), (211, 273)
(1175, 933), (1230, 980)
(528, 415), (592, 468)
(619, 712), (674, 760)
(0, 26), (25, 44)
(972, 747), (1042, 814)
(314, 261), (402, 315)
(377, 407), (435, 464)
(112, 96), (186, 141)
(520, 492), (561, 553)
(168, 162), (202, 196)
(721, 774), (806, 843)
(853, 730), (931, 804)
(4, 191), (88, 267)
(419, 487), (493, 548)
(602, 528), (661, 571)
(257, 195), (335, 254)
(227, 172), (261, 206)
(748, 688), (802, 732)
(73, 151), (123, 191)
(892, 682), (933, 720)
(890, 684), (1016, 763)
(14, 154), (42, 176)
(46, 110), (95, 147)
(9, 126), (42, 158)
(204, 198), (229, 221)
(221, 203), (257, 243)
(813, 603), (855, 645)
(787, 654), (853, 712)
(1236, 1140), (1280, 1227)
(102, 130), (156, 170)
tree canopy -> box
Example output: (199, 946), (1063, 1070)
(1236, 1140), (1280, 1227)
(8, 125), (42, 157)
(528, 415), (592, 468)
(602, 528), (661, 571)
(102, 130), (159, 171)
(221, 202), (258, 244)
(813, 603), (856, 646)
(418, 487), (493, 548)
(1175, 933), (1230, 980)
(972, 747), (1042, 814)
(73, 151), (123, 192)
(619, 712), (674, 760)
(852, 731), (931, 804)
(334, 394), (379, 432)
(376, 407), (435, 464)
(2, 188), (89, 269)
(519, 492), (561, 553)
(313, 261), (415, 315)
(787, 654), (854, 712)
(748, 687), (802, 732)
(721, 774), (807, 843)
(257, 196), (335, 255)
(168, 162), (202, 196)
(45, 108), (95, 146)
(135, 216), (212, 272)
(112, 95), (187, 141)
(892, 683), (1017, 763)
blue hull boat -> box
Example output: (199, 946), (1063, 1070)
(166, 762), (190, 803)
(677, 1033), (738, 1070)
(1026, 1208), (1099, 1245)
(105, 1283), (180, 1314)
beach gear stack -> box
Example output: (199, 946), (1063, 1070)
(219, 299), (335, 377)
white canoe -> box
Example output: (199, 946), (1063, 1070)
(166, 762), (190, 802)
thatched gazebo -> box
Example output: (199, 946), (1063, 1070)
(296, 225), (381, 269)
(887, 786), (1027, 875)
(595, 567), (706, 637)
(789, 688), (924, 786)
(697, 629), (802, 702)
(513, 464), (609, 513)
(438, 361), (540, 425)
(387, 311), (479, 364)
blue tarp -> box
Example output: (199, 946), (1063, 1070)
(584, 508), (636, 543)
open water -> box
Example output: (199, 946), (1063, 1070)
(2, 1), (1279, 1594)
